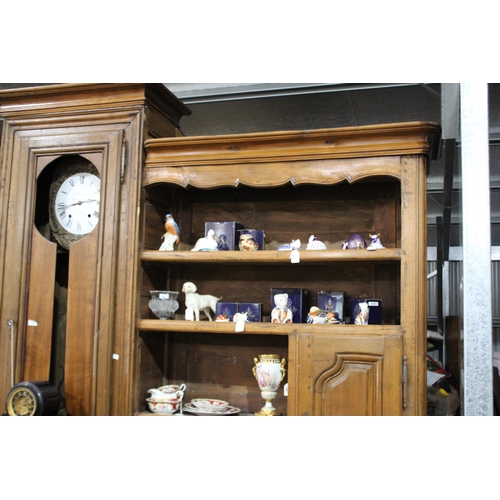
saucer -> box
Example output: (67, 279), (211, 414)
(183, 403), (240, 416)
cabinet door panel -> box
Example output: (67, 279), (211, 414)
(291, 333), (403, 416)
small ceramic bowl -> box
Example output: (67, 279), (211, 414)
(191, 398), (229, 412)
(146, 398), (181, 414)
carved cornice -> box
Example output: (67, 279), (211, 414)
(144, 121), (441, 187)
(0, 83), (191, 127)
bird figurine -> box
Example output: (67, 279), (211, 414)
(307, 307), (328, 324)
(306, 235), (327, 250)
(159, 214), (180, 251)
(191, 229), (219, 251)
(367, 233), (385, 251)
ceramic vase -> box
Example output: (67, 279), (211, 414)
(252, 354), (286, 416)
(148, 290), (179, 320)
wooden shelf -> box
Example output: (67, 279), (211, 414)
(140, 248), (402, 265)
(137, 319), (401, 336)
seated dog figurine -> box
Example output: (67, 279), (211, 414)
(182, 282), (221, 321)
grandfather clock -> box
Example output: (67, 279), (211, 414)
(0, 84), (190, 415)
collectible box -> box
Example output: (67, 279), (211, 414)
(238, 303), (262, 322)
(237, 229), (265, 251)
(349, 299), (382, 325)
(205, 221), (244, 251)
(317, 291), (345, 323)
(215, 302), (239, 321)
(270, 288), (309, 323)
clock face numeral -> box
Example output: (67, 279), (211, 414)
(54, 173), (101, 236)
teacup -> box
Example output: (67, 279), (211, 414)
(146, 398), (182, 414)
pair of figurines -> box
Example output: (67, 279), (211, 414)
(158, 214), (219, 252)
(342, 233), (385, 250)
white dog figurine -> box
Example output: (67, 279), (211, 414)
(181, 282), (221, 321)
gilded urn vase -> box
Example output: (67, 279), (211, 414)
(252, 354), (286, 416)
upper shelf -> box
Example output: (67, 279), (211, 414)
(143, 121), (441, 188)
(137, 319), (402, 337)
(140, 248), (402, 265)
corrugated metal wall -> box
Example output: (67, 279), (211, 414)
(427, 249), (500, 352)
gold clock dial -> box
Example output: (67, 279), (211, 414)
(7, 388), (37, 416)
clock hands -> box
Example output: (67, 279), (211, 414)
(65, 198), (99, 208)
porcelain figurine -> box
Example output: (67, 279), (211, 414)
(306, 306), (342, 324)
(233, 311), (249, 332)
(306, 235), (327, 250)
(290, 239), (302, 263)
(367, 233), (385, 250)
(271, 293), (293, 323)
(342, 233), (367, 249)
(191, 229), (218, 251)
(159, 214), (180, 251)
(278, 239), (302, 251)
(233, 312), (249, 323)
(182, 281), (221, 321)
(215, 314), (230, 322)
(307, 306), (328, 324)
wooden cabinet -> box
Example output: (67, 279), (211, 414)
(138, 123), (441, 416)
(0, 84), (440, 416)
(0, 84), (190, 415)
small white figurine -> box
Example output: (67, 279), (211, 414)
(233, 312), (249, 332)
(233, 312), (249, 323)
(159, 214), (180, 251)
(182, 282), (221, 321)
(306, 235), (327, 250)
(271, 293), (293, 323)
(191, 229), (218, 251)
(290, 239), (302, 263)
(367, 233), (385, 251)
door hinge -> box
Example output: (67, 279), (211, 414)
(120, 138), (127, 184)
(402, 354), (408, 411)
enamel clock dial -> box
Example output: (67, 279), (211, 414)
(49, 157), (101, 249)
(55, 173), (100, 235)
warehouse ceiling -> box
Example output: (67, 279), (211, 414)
(1, 83), (499, 245)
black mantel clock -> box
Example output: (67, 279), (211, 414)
(5, 381), (61, 416)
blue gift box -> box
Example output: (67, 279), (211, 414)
(215, 302), (239, 321)
(238, 303), (262, 322)
(317, 291), (345, 323)
(270, 288), (309, 323)
(205, 222), (244, 251)
(349, 299), (382, 325)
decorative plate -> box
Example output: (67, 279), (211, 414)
(183, 403), (241, 416)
